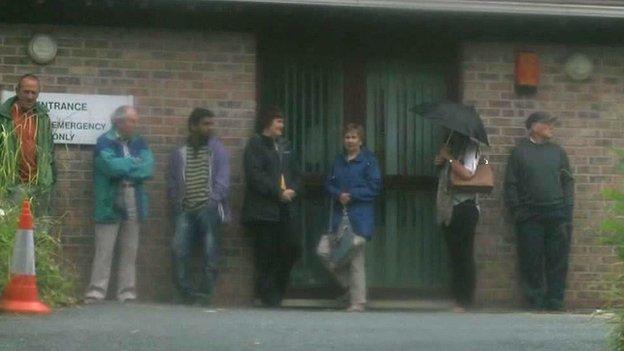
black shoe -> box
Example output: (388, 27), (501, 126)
(543, 299), (564, 312)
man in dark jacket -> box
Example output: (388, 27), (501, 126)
(504, 111), (574, 311)
(242, 105), (301, 307)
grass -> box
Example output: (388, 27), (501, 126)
(0, 125), (77, 307)
(602, 149), (624, 350)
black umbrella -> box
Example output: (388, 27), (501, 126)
(412, 102), (489, 146)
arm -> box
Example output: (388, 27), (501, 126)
(94, 139), (136, 178)
(439, 145), (475, 181)
(210, 140), (230, 202)
(349, 156), (382, 202)
(243, 138), (281, 200)
(128, 146), (155, 182)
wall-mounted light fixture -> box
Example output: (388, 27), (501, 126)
(515, 51), (539, 95)
(27, 34), (57, 65)
(564, 53), (593, 81)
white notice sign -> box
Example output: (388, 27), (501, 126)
(1, 91), (134, 145)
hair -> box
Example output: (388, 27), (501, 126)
(15, 74), (40, 91)
(343, 123), (365, 141)
(110, 105), (134, 124)
(255, 105), (283, 133)
(446, 131), (471, 159)
(188, 107), (215, 130)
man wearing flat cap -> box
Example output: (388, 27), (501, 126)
(504, 111), (574, 311)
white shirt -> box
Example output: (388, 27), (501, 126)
(452, 142), (480, 205)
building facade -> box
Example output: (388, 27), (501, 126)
(1, 0), (623, 308)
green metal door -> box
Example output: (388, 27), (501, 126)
(260, 50), (453, 297)
(260, 54), (345, 290)
(365, 60), (448, 294)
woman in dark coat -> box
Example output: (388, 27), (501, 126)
(242, 106), (301, 307)
(325, 123), (382, 312)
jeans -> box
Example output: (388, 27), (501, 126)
(172, 202), (221, 298)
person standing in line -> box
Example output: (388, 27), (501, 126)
(435, 132), (481, 312)
(325, 123), (382, 312)
(242, 105), (301, 307)
(168, 108), (230, 304)
(84, 105), (154, 304)
(504, 111), (574, 311)
(0, 74), (56, 214)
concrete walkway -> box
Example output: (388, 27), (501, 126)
(0, 303), (613, 351)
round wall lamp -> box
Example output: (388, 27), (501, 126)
(27, 34), (58, 65)
(564, 53), (593, 81)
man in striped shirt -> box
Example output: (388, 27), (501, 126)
(167, 108), (230, 304)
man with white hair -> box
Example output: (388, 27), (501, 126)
(84, 105), (154, 304)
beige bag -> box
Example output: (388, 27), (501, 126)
(450, 159), (494, 193)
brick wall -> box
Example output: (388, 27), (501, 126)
(2, 23), (622, 309)
(462, 42), (624, 308)
(0, 24), (257, 304)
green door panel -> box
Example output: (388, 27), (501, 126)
(260, 54), (344, 287)
(365, 59), (449, 291)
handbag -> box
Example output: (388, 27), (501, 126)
(316, 201), (362, 270)
(450, 157), (494, 194)
(316, 200), (334, 267)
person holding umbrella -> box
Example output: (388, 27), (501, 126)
(417, 102), (489, 312)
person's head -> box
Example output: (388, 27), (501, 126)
(343, 123), (365, 154)
(444, 130), (471, 158)
(525, 111), (556, 141)
(257, 105), (284, 138)
(111, 105), (139, 139)
(188, 107), (215, 139)
(15, 74), (40, 110)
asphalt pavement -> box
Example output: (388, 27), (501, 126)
(0, 303), (613, 351)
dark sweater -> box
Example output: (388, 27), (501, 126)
(504, 138), (574, 222)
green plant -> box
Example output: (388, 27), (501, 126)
(602, 149), (624, 350)
(0, 126), (77, 307)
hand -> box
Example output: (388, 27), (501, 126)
(438, 146), (453, 161)
(434, 155), (445, 166)
(338, 193), (351, 205)
(280, 189), (296, 202)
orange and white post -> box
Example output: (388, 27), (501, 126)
(0, 200), (51, 314)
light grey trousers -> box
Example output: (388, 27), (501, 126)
(333, 241), (367, 305)
(85, 187), (139, 301)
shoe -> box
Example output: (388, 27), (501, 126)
(452, 305), (466, 313)
(335, 292), (350, 308)
(543, 299), (565, 312)
(346, 303), (365, 312)
(119, 297), (137, 304)
(83, 297), (103, 305)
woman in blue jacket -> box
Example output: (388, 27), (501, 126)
(325, 123), (382, 312)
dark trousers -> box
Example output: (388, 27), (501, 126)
(516, 217), (571, 310)
(251, 219), (301, 307)
(443, 200), (479, 307)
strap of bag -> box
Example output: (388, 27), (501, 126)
(327, 197), (334, 233)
